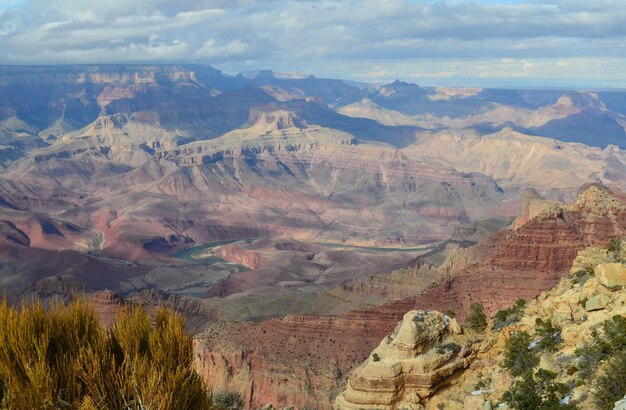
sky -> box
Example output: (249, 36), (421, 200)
(1, 0), (626, 88)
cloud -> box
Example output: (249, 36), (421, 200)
(194, 39), (252, 60)
(0, 0), (625, 87)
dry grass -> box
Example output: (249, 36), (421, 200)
(0, 298), (217, 409)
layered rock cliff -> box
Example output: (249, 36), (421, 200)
(335, 311), (469, 410)
(194, 184), (626, 409)
(335, 239), (626, 409)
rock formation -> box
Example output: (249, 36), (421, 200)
(195, 184), (626, 408)
(335, 311), (470, 409)
(335, 239), (626, 410)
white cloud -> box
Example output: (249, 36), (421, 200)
(194, 39), (251, 59)
(0, 0), (625, 87)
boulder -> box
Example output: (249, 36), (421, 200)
(596, 263), (626, 290)
(585, 293), (610, 311)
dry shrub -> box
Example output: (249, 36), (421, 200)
(0, 298), (216, 409)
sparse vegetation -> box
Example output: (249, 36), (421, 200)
(213, 391), (245, 409)
(574, 315), (626, 408)
(502, 369), (577, 410)
(474, 371), (491, 390)
(576, 315), (626, 379)
(444, 309), (456, 318)
(502, 331), (539, 377)
(607, 237), (622, 254)
(436, 342), (461, 355)
(372, 353), (381, 362)
(492, 299), (526, 330)
(535, 318), (562, 352)
(594, 350), (626, 410)
(0, 298), (216, 409)
(412, 311), (427, 323)
(571, 269), (592, 285)
(467, 302), (487, 332)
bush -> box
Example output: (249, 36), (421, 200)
(467, 303), (487, 332)
(573, 316), (626, 409)
(594, 350), (626, 410)
(436, 342), (461, 355)
(493, 299), (526, 330)
(474, 371), (491, 390)
(575, 315), (626, 379)
(502, 369), (576, 410)
(0, 298), (216, 410)
(607, 237), (622, 253)
(444, 309), (456, 318)
(535, 318), (562, 352)
(502, 331), (539, 377)
(213, 391), (245, 409)
(372, 353), (381, 362)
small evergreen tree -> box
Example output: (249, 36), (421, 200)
(502, 331), (539, 377)
(467, 302), (487, 332)
(493, 299), (527, 330)
(502, 369), (576, 410)
(535, 318), (562, 352)
(594, 350), (626, 410)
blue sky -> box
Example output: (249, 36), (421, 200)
(0, 0), (625, 88)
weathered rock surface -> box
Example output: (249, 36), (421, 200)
(423, 243), (626, 410)
(335, 311), (471, 410)
(596, 262), (626, 290)
(88, 289), (124, 327)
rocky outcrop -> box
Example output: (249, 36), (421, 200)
(512, 188), (561, 229)
(335, 311), (470, 410)
(215, 242), (267, 270)
(335, 240), (626, 410)
(421, 243), (626, 410)
(88, 290), (124, 327)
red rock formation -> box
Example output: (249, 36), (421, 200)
(195, 185), (626, 409)
(215, 242), (267, 270)
(88, 290), (124, 327)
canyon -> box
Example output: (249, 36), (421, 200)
(1, 64), (626, 408)
(193, 184), (626, 408)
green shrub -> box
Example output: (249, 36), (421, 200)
(444, 309), (456, 318)
(213, 391), (245, 409)
(575, 315), (626, 380)
(372, 353), (380, 362)
(467, 303), (487, 332)
(573, 316), (626, 409)
(474, 371), (491, 390)
(607, 237), (622, 253)
(535, 318), (562, 352)
(493, 299), (526, 330)
(502, 331), (539, 377)
(502, 369), (576, 410)
(413, 311), (426, 322)
(0, 298), (216, 410)
(436, 342), (461, 355)
(594, 350), (626, 410)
